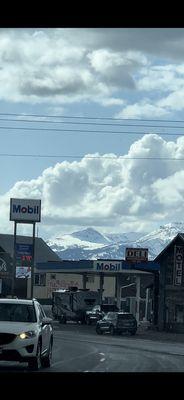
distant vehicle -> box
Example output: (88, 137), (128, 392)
(0, 298), (53, 370)
(52, 287), (100, 324)
(85, 303), (119, 325)
(96, 312), (137, 335)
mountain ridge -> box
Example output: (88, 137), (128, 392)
(46, 223), (184, 261)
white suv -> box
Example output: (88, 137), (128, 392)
(0, 298), (53, 370)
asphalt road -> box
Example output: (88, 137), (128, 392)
(1, 322), (184, 372)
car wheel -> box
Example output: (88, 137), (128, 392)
(130, 330), (136, 335)
(96, 326), (103, 335)
(41, 339), (53, 368)
(59, 316), (66, 324)
(110, 325), (115, 335)
(28, 340), (42, 371)
(86, 317), (91, 325)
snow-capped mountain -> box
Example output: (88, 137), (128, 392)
(46, 223), (184, 261)
(71, 227), (111, 244)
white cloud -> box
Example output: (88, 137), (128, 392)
(1, 134), (184, 236)
(115, 100), (169, 119)
(157, 88), (184, 111)
(0, 29), (139, 105)
(137, 65), (184, 92)
(1, 28), (184, 117)
(152, 170), (184, 207)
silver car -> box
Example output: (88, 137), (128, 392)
(0, 298), (53, 370)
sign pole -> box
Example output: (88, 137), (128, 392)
(10, 198), (41, 299)
(31, 222), (36, 299)
(11, 221), (17, 297)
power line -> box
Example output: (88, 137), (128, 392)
(1, 116), (184, 130)
(1, 111), (184, 124)
(0, 125), (184, 137)
(0, 153), (184, 160)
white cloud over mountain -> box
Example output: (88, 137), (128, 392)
(1, 133), (184, 238)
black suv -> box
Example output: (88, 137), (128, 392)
(85, 304), (119, 325)
(96, 312), (137, 335)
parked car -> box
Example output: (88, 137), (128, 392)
(96, 312), (137, 335)
(85, 304), (119, 325)
(0, 298), (53, 370)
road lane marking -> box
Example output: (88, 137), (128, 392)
(53, 332), (184, 357)
(51, 349), (99, 368)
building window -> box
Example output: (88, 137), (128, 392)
(34, 274), (46, 286)
(50, 274), (56, 280)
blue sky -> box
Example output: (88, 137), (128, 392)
(1, 28), (184, 239)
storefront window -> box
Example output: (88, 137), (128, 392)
(34, 273), (46, 286)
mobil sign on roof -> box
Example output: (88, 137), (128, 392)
(94, 260), (121, 272)
(10, 198), (41, 222)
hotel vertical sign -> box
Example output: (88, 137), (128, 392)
(173, 246), (183, 286)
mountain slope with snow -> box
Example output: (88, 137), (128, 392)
(46, 223), (184, 261)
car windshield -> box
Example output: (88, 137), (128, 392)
(101, 305), (119, 312)
(118, 314), (134, 320)
(84, 299), (96, 306)
(0, 303), (37, 322)
(92, 306), (100, 312)
(103, 312), (116, 320)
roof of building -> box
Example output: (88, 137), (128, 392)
(0, 233), (61, 263)
(154, 233), (184, 262)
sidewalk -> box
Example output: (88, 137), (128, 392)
(137, 322), (184, 344)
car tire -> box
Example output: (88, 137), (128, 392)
(86, 317), (91, 325)
(110, 325), (115, 335)
(41, 339), (53, 368)
(96, 326), (103, 335)
(59, 316), (66, 324)
(130, 330), (136, 335)
(28, 340), (42, 371)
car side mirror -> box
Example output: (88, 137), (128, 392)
(42, 317), (53, 326)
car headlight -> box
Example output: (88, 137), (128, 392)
(18, 331), (37, 339)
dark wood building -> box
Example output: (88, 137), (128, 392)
(155, 233), (184, 332)
(0, 234), (60, 298)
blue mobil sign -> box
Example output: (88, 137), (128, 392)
(94, 261), (121, 272)
(16, 243), (33, 257)
(16, 243), (33, 278)
(10, 198), (41, 222)
(94, 260), (159, 273)
(16, 243), (33, 267)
